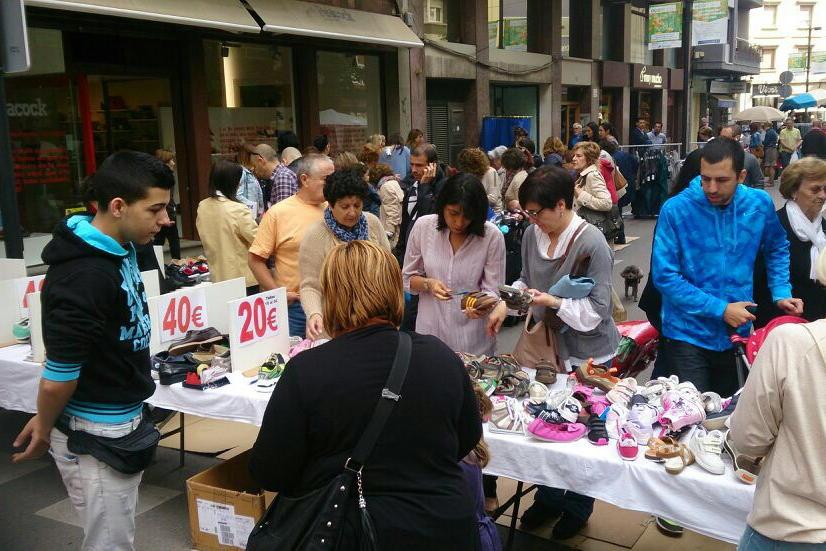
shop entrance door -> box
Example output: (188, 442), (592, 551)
(561, 103), (580, 146)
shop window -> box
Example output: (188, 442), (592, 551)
(5, 28), (89, 234)
(488, 0), (528, 51)
(762, 5), (777, 29)
(423, 0), (462, 43)
(316, 52), (382, 155)
(203, 41), (295, 158)
(630, 11), (654, 65)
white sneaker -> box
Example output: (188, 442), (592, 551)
(605, 404), (628, 440)
(687, 427), (725, 475)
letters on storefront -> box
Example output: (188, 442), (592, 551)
(633, 65), (666, 89)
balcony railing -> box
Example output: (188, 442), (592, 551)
(736, 37), (761, 66)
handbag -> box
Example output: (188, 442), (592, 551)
(511, 310), (563, 372)
(246, 332), (413, 551)
(57, 410), (160, 475)
(578, 204), (621, 242)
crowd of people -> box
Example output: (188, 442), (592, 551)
(10, 113), (826, 551)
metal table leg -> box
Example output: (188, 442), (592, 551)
(506, 481), (524, 551)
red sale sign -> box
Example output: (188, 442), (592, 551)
(15, 274), (46, 317)
(233, 291), (281, 347)
(156, 288), (208, 343)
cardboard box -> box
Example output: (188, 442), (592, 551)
(186, 450), (275, 550)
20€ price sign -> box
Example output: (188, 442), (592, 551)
(235, 292), (281, 346)
(157, 288), (208, 343)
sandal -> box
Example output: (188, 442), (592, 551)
(534, 359), (558, 385)
(527, 380), (549, 404)
(644, 436), (679, 462)
(494, 370), (530, 398)
(663, 444), (695, 475)
(461, 291), (500, 315)
(498, 284), (533, 313)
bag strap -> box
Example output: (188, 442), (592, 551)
(347, 332), (412, 470)
(559, 222), (588, 261)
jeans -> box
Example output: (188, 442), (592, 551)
(667, 339), (739, 396)
(739, 525), (826, 550)
(401, 293), (419, 332)
(650, 336), (675, 379)
(535, 487), (594, 522)
(288, 301), (307, 339)
(49, 416), (144, 551)
(779, 151), (793, 169)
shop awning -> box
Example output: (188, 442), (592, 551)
(25, 0), (261, 33)
(245, 0), (423, 48)
(711, 95), (738, 109)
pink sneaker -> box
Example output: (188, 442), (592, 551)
(659, 398), (706, 432)
(617, 428), (639, 460)
(528, 417), (587, 442)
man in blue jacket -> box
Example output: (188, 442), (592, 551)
(652, 138), (803, 396)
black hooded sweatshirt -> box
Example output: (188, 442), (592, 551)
(41, 215), (153, 423)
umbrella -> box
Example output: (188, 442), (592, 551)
(732, 106), (787, 122)
(779, 89), (826, 111)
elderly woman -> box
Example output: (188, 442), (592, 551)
(572, 141), (613, 215)
(542, 137), (567, 168)
(489, 166), (619, 540)
(755, 156), (826, 324)
(403, 173), (506, 356)
(299, 168), (391, 340)
(501, 147), (529, 211)
(251, 241), (482, 549)
(729, 248), (826, 550)
(458, 147), (502, 213)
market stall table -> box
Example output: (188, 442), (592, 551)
(0, 344), (40, 414)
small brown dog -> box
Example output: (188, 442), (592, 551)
(620, 265), (644, 301)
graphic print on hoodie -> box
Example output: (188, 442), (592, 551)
(41, 215), (154, 423)
(652, 176), (792, 351)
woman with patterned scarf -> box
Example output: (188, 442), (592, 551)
(299, 168), (391, 340)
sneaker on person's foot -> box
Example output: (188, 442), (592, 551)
(552, 513), (588, 540)
(655, 517), (684, 537)
(519, 500), (561, 530)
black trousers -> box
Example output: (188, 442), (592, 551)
(154, 224), (181, 259)
(667, 338), (740, 396)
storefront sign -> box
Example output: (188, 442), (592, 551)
(753, 83), (782, 97)
(648, 2), (683, 50)
(692, 0), (728, 46)
(157, 288), (209, 343)
(231, 290), (283, 347)
(633, 65), (666, 89)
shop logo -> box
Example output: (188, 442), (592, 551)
(639, 66), (664, 87)
(6, 99), (48, 118)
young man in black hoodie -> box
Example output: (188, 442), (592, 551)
(12, 151), (173, 550)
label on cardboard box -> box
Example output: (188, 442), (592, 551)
(196, 497), (256, 549)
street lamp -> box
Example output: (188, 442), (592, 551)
(805, 24), (821, 119)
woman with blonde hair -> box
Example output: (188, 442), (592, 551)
(457, 147), (502, 213)
(571, 141), (613, 234)
(368, 134), (386, 149)
(542, 137), (567, 168)
(755, 156), (826, 324)
(251, 240), (482, 550)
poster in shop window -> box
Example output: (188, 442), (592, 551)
(648, 2), (682, 50)
(691, 0), (728, 46)
(502, 17), (527, 52)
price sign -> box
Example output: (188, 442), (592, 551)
(15, 274), (46, 317)
(156, 288), (208, 343)
(233, 291), (281, 347)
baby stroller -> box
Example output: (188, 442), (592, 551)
(730, 315), (807, 387)
(611, 320), (660, 378)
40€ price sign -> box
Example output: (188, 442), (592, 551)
(234, 291), (281, 347)
(157, 288), (208, 343)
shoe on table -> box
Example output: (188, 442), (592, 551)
(702, 391), (741, 431)
(168, 327), (224, 355)
(655, 517), (684, 537)
(723, 430), (761, 484)
(13, 317), (30, 344)
(587, 413), (609, 446)
(552, 512), (588, 540)
(256, 353), (287, 392)
(575, 359), (620, 392)
(686, 427), (725, 475)
(519, 500), (562, 530)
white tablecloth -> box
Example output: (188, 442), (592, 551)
(0, 344), (40, 414)
(485, 427), (754, 544)
(0, 347), (754, 543)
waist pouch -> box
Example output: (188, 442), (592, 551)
(57, 415), (160, 474)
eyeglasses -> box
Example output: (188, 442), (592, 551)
(522, 207), (546, 218)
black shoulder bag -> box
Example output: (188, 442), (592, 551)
(246, 332), (413, 551)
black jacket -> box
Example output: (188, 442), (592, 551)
(394, 167), (447, 260)
(755, 206), (826, 326)
(249, 325), (480, 549)
(41, 215), (154, 419)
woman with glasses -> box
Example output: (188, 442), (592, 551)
(403, 173), (506, 356)
(488, 166), (619, 540)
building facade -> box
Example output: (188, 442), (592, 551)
(747, 0), (826, 115)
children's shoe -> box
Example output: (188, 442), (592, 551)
(605, 404), (629, 440)
(574, 359), (619, 392)
(527, 418), (586, 442)
(460, 291), (499, 315)
(527, 380), (549, 404)
(628, 403), (659, 437)
(660, 398), (706, 432)
(490, 397), (526, 434)
(606, 377), (638, 406)
(722, 430), (761, 484)
(256, 353), (286, 391)
(617, 428), (639, 460)
(686, 427), (725, 475)
(587, 414), (608, 446)
(12, 318), (30, 344)
(702, 391), (741, 431)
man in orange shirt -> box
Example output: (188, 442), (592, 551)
(248, 154), (334, 337)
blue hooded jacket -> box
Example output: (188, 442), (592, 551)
(652, 176), (792, 351)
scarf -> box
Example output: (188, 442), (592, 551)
(786, 200), (826, 281)
(324, 207), (368, 243)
